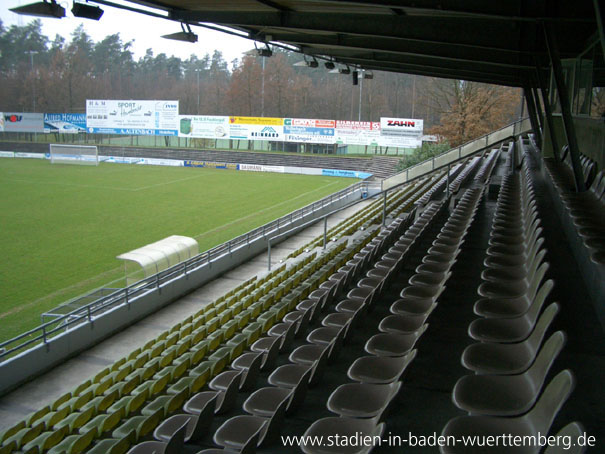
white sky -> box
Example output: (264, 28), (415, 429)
(1, 0), (254, 64)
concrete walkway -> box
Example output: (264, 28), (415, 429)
(0, 199), (374, 431)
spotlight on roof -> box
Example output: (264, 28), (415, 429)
(330, 66), (351, 75)
(9, 0), (65, 18)
(255, 42), (273, 57)
(324, 61), (335, 70)
(294, 56), (319, 68)
(72, 2), (104, 20)
(162, 23), (198, 43)
(363, 71), (374, 79)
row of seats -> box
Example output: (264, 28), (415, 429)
(288, 172), (439, 259)
(448, 156), (482, 194)
(121, 222), (406, 453)
(415, 163), (464, 206)
(0, 233), (375, 454)
(474, 147), (502, 183)
(441, 157), (583, 453)
(287, 184), (414, 258)
(543, 150), (605, 268)
(301, 186), (485, 453)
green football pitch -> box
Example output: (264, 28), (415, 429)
(0, 158), (353, 342)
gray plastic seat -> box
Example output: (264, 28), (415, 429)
(453, 331), (566, 416)
(416, 261), (456, 275)
(253, 323), (296, 353)
(348, 351), (416, 384)
(468, 292), (555, 343)
(213, 356), (260, 392)
(477, 262), (549, 300)
(347, 286), (376, 308)
(462, 310), (561, 377)
(441, 370), (575, 454)
(126, 421), (186, 454)
(154, 404), (212, 443)
(327, 382), (401, 418)
(378, 312), (431, 334)
(183, 373), (238, 415)
(270, 344), (330, 387)
(212, 395), (289, 451)
(301, 416), (385, 454)
(365, 325), (427, 357)
(489, 218), (540, 247)
(244, 367), (312, 415)
(236, 336), (279, 371)
(275, 307), (313, 339)
(485, 226), (542, 259)
(390, 297), (436, 316)
(481, 249), (546, 283)
(422, 250), (459, 265)
(473, 268), (550, 319)
(400, 283), (445, 301)
(484, 237), (545, 269)
(409, 270), (451, 288)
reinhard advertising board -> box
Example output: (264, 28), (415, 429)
(283, 118), (335, 144)
(178, 116), (229, 139)
(86, 100), (179, 135)
(229, 116), (284, 141)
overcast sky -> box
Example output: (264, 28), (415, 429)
(1, 0), (254, 63)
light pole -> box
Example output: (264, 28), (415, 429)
(27, 51), (38, 113)
(358, 69), (363, 121)
(261, 55), (265, 117)
(195, 69), (201, 114)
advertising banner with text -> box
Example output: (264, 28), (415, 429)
(44, 113), (87, 133)
(1, 113), (44, 133)
(86, 100), (179, 135)
(335, 121), (381, 146)
(229, 116), (284, 141)
(283, 118), (335, 144)
(177, 115), (229, 138)
(380, 117), (424, 136)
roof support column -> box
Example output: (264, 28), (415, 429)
(523, 85), (543, 150)
(543, 23), (586, 192)
(594, 0), (605, 60)
(535, 62), (561, 160)
(531, 86), (545, 137)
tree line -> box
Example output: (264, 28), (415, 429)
(0, 19), (523, 146)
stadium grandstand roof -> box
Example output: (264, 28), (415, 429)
(112, 0), (603, 87)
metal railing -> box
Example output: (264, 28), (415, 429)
(382, 117), (532, 190)
(0, 180), (368, 362)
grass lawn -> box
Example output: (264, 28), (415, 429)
(0, 158), (353, 342)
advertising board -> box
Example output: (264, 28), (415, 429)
(86, 100), (179, 135)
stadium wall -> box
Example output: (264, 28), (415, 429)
(0, 149), (373, 179)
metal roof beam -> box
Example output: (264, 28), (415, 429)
(259, 30), (534, 64)
(328, 57), (522, 87)
(301, 46), (529, 76)
(169, 11), (524, 51)
(351, 65), (520, 87)
(254, 0), (293, 12)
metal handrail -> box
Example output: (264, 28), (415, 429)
(0, 180), (367, 361)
